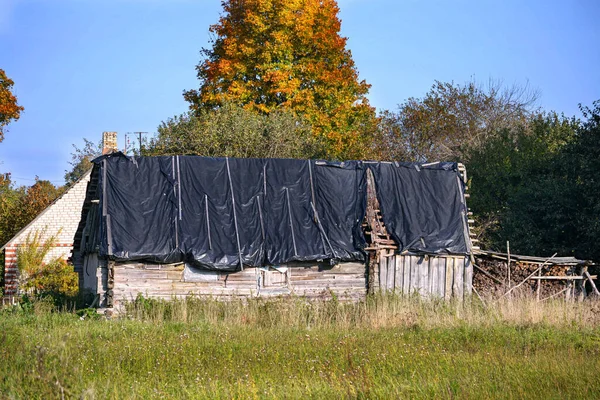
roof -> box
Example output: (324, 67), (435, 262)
(474, 250), (590, 266)
(0, 169), (92, 252)
(78, 153), (471, 271)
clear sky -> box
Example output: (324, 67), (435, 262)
(1, 0), (598, 186)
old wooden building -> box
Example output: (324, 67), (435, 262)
(72, 137), (473, 308)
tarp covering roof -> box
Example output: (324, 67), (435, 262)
(90, 153), (470, 271)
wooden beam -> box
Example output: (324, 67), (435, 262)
(584, 271), (600, 296)
(529, 276), (596, 280)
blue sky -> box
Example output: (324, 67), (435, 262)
(0, 0), (598, 186)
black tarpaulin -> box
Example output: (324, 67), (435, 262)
(98, 156), (180, 263)
(369, 162), (470, 254)
(313, 160), (367, 261)
(93, 153), (370, 270)
(92, 154), (470, 270)
(264, 159), (327, 264)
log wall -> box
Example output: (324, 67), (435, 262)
(84, 254), (472, 307)
(106, 261), (367, 306)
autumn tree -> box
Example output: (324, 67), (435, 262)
(184, 0), (377, 160)
(0, 176), (62, 248)
(0, 69), (24, 143)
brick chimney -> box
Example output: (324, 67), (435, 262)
(102, 131), (118, 155)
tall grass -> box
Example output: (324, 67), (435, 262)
(123, 292), (600, 330)
(1, 294), (599, 399)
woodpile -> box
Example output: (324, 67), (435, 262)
(473, 251), (597, 300)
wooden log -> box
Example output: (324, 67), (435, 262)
(529, 276), (595, 280)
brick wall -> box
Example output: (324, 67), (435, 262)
(2, 171), (91, 296)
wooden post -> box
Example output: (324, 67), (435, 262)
(506, 241), (511, 290)
(576, 265), (587, 302)
(565, 281), (572, 302)
(584, 270), (600, 296)
(536, 267), (541, 301)
(106, 260), (115, 308)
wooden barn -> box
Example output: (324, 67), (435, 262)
(72, 141), (474, 308)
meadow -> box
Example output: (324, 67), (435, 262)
(1, 294), (599, 399)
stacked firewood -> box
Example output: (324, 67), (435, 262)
(474, 256), (574, 298)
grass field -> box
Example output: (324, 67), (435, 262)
(1, 295), (599, 399)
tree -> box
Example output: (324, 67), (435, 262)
(561, 100), (600, 261)
(64, 138), (102, 186)
(376, 80), (539, 162)
(467, 112), (580, 255)
(148, 103), (319, 159)
(184, 0), (377, 160)
(0, 69), (24, 143)
(0, 176), (62, 248)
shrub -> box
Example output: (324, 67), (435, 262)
(16, 228), (78, 307)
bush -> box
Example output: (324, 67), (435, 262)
(16, 229), (78, 307)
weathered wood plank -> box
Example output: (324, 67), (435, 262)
(379, 251), (387, 291)
(437, 258), (446, 297)
(386, 253), (395, 291)
(409, 256), (419, 295)
(453, 257), (463, 298)
(445, 258), (453, 300)
(395, 256), (403, 293)
(464, 257), (473, 297)
(419, 256), (428, 295)
(402, 255), (411, 295)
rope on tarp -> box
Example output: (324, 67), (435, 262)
(226, 157), (244, 271)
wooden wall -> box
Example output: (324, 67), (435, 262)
(85, 254), (472, 307)
(107, 261), (367, 306)
(374, 250), (473, 299)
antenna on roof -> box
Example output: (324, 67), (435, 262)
(134, 132), (149, 155)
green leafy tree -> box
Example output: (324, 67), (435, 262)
(184, 0), (377, 160)
(64, 138), (102, 186)
(561, 100), (600, 261)
(468, 112), (579, 255)
(149, 102), (320, 159)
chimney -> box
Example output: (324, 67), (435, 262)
(102, 131), (118, 155)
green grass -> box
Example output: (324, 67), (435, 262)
(1, 295), (599, 399)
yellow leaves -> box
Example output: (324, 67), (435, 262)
(0, 69), (24, 142)
(187, 0), (376, 160)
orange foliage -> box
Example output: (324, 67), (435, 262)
(0, 69), (24, 142)
(184, 0), (377, 160)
